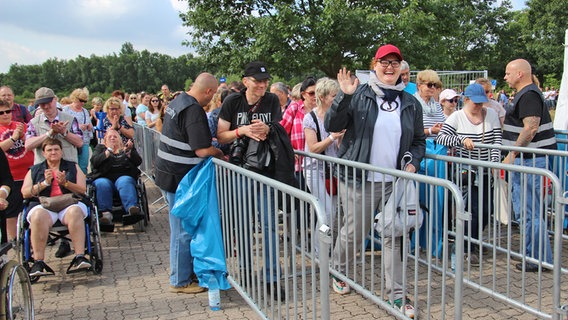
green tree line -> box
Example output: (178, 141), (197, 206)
(1, 0), (565, 101)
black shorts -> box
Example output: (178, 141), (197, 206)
(4, 180), (24, 218)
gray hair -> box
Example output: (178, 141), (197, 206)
(270, 82), (289, 96)
(400, 60), (410, 71)
(315, 77), (340, 107)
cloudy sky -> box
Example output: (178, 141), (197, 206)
(1, 0), (526, 74)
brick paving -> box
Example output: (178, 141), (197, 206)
(21, 179), (566, 319)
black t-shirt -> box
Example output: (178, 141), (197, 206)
(219, 90), (281, 129)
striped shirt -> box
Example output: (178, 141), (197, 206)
(414, 93), (445, 138)
(436, 107), (502, 162)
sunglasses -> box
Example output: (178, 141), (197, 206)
(422, 82), (440, 89)
(304, 91), (316, 96)
(78, 98), (88, 103)
(446, 98), (458, 103)
(0, 110), (12, 115)
(151, 99), (160, 102)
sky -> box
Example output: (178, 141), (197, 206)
(1, 0), (527, 74)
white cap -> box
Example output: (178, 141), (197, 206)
(439, 89), (459, 102)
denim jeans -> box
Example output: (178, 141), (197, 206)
(77, 144), (90, 174)
(163, 190), (194, 287)
(512, 157), (553, 264)
(93, 176), (138, 212)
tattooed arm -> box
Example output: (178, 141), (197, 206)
(503, 115), (540, 164)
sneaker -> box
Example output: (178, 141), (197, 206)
(67, 255), (92, 274)
(29, 260), (55, 277)
(392, 298), (416, 319)
(169, 282), (206, 294)
(467, 252), (480, 266)
(55, 240), (71, 258)
(100, 211), (113, 225)
(128, 206), (141, 215)
(266, 282), (286, 302)
(332, 276), (351, 295)
(516, 262), (541, 273)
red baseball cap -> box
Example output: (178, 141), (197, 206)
(374, 44), (403, 61)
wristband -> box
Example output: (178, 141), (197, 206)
(428, 128), (432, 135)
(328, 135), (335, 142)
(42, 180), (51, 187)
(0, 186), (9, 197)
(64, 181), (69, 188)
(235, 128), (241, 139)
(10, 137), (16, 143)
(107, 147), (114, 153)
(62, 130), (69, 137)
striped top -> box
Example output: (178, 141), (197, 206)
(436, 107), (502, 162)
(414, 92), (445, 138)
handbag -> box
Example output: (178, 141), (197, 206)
(374, 153), (424, 237)
(309, 111), (338, 195)
(39, 193), (80, 212)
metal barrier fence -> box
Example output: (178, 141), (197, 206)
(212, 158), (331, 319)
(297, 151), (466, 320)
(423, 145), (568, 320)
(355, 70), (488, 91)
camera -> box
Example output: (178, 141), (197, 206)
(229, 138), (248, 165)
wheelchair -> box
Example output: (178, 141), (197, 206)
(16, 197), (103, 283)
(87, 176), (149, 232)
(0, 242), (34, 320)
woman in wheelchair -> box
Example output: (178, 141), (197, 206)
(88, 129), (142, 225)
(21, 138), (91, 277)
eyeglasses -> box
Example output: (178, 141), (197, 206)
(446, 98), (458, 103)
(304, 91), (316, 96)
(78, 98), (87, 103)
(108, 108), (120, 111)
(248, 77), (269, 84)
(130, 97), (137, 100)
(151, 99), (160, 102)
(378, 60), (401, 68)
(0, 110), (12, 115)
(421, 82), (440, 89)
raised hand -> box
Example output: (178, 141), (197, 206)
(337, 67), (359, 95)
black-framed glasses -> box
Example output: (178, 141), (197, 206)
(78, 98), (87, 103)
(422, 82), (440, 89)
(446, 98), (458, 103)
(0, 110), (12, 115)
(151, 99), (160, 102)
(378, 60), (401, 68)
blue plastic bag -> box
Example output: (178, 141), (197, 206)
(170, 157), (230, 290)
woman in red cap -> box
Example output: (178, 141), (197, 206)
(325, 44), (425, 318)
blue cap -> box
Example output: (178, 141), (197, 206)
(220, 77), (226, 83)
(464, 83), (488, 103)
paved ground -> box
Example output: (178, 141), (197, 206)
(20, 179), (566, 319)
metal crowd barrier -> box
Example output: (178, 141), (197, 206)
(213, 159), (331, 320)
(297, 150), (466, 320)
(424, 148), (568, 320)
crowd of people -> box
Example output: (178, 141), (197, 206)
(0, 43), (561, 319)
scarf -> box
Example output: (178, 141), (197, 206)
(368, 71), (405, 103)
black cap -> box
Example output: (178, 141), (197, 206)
(243, 61), (271, 80)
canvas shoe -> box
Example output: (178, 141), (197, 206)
(332, 276), (350, 295)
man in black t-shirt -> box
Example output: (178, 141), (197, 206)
(217, 61), (284, 301)
(502, 59), (555, 273)
(155, 73), (223, 294)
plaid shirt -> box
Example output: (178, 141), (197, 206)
(11, 103), (32, 124)
(26, 113), (83, 139)
(280, 100), (307, 171)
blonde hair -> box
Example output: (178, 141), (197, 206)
(315, 78), (339, 107)
(103, 97), (124, 114)
(70, 88), (89, 103)
(290, 83), (302, 101)
(416, 70), (442, 88)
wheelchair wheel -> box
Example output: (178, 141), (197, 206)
(15, 215), (39, 285)
(0, 260), (34, 320)
(89, 207), (104, 274)
(136, 181), (149, 232)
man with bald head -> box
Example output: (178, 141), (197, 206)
(155, 72), (224, 293)
(502, 59), (556, 272)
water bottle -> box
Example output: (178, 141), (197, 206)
(207, 273), (221, 311)
(450, 243), (456, 272)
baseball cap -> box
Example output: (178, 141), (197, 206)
(219, 77), (227, 83)
(243, 61), (271, 80)
(35, 87), (55, 105)
(374, 44), (403, 61)
(439, 89), (459, 102)
(464, 83), (489, 103)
